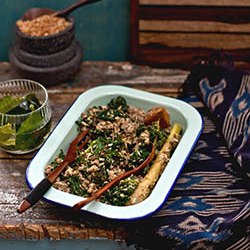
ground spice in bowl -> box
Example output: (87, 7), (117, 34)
(10, 13), (82, 85)
(16, 14), (71, 37)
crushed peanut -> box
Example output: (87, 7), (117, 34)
(16, 14), (71, 37)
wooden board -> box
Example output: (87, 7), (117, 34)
(130, 0), (250, 69)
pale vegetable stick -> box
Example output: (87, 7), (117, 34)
(128, 123), (182, 205)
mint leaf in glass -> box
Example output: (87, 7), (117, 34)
(0, 123), (16, 147)
(0, 96), (23, 114)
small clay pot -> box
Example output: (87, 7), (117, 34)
(9, 42), (83, 86)
(15, 17), (75, 55)
(12, 40), (77, 67)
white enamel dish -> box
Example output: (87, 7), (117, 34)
(26, 85), (203, 219)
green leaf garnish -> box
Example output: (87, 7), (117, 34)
(17, 111), (44, 134)
(0, 123), (16, 146)
(0, 96), (23, 114)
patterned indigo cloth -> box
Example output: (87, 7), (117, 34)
(184, 61), (250, 177)
(125, 64), (250, 249)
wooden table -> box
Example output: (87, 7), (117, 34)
(0, 61), (188, 242)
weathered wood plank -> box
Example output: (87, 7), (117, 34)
(140, 0), (250, 6)
(0, 61), (187, 90)
(140, 32), (250, 50)
(139, 20), (250, 33)
(134, 46), (250, 69)
(0, 223), (120, 241)
(138, 6), (250, 24)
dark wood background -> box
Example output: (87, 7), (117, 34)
(130, 0), (250, 69)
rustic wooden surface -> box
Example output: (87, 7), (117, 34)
(130, 0), (250, 69)
(0, 61), (188, 241)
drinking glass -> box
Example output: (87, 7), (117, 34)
(0, 79), (52, 154)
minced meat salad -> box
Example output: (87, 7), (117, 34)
(45, 96), (175, 206)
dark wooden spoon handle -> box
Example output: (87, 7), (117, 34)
(17, 178), (52, 213)
(54, 0), (102, 17)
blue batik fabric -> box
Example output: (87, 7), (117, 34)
(185, 63), (250, 177)
(125, 94), (250, 250)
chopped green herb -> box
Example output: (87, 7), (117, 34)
(108, 96), (128, 111)
(68, 176), (88, 197)
(100, 176), (139, 206)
